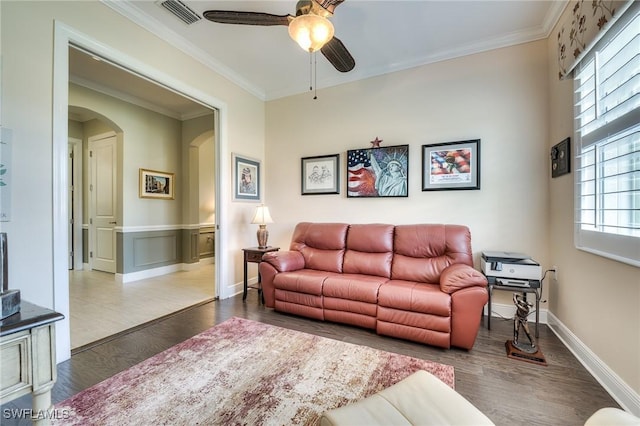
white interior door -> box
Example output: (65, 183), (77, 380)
(89, 133), (117, 273)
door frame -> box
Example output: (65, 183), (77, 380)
(53, 22), (229, 362)
(68, 137), (83, 270)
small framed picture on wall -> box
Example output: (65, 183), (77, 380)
(139, 168), (175, 200)
(233, 153), (261, 202)
(422, 139), (481, 191)
(301, 154), (340, 195)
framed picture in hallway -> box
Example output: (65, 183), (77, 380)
(139, 168), (175, 200)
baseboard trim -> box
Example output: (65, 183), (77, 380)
(116, 262), (206, 283)
(547, 312), (640, 416)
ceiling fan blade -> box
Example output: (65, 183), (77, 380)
(321, 36), (355, 72)
(313, 0), (346, 15)
(203, 10), (292, 26)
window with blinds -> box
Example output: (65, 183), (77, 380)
(574, 5), (639, 267)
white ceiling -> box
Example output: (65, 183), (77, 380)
(102, 0), (566, 101)
(69, 46), (213, 120)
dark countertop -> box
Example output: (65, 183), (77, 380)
(0, 300), (64, 337)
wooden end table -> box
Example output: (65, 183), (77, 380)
(243, 246), (279, 303)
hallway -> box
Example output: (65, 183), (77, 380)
(69, 263), (215, 350)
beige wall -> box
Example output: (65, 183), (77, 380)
(182, 115), (216, 226)
(198, 137), (215, 225)
(546, 16), (640, 396)
(70, 83), (184, 227)
(266, 40), (550, 308)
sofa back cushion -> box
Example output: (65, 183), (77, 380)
(391, 224), (473, 283)
(343, 224), (394, 278)
(290, 222), (349, 273)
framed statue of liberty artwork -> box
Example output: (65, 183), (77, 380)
(347, 145), (408, 198)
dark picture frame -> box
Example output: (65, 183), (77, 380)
(301, 154), (340, 195)
(422, 139), (481, 191)
(233, 153), (261, 202)
(551, 137), (571, 178)
(347, 144), (409, 198)
(139, 168), (175, 199)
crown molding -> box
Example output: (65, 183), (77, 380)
(101, 0), (266, 101)
(266, 2), (569, 101)
(103, 0), (569, 102)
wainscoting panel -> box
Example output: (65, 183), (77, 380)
(118, 230), (182, 274)
(199, 227), (215, 259)
(133, 234), (177, 266)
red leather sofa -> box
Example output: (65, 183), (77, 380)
(259, 222), (488, 350)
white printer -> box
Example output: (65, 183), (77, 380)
(481, 251), (541, 288)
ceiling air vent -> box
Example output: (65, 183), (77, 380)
(158, 0), (201, 25)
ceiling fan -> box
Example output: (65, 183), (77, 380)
(203, 0), (355, 73)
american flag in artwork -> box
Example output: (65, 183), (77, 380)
(347, 149), (377, 196)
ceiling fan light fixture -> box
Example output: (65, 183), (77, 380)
(288, 14), (334, 52)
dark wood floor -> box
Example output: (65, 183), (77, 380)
(3, 291), (620, 425)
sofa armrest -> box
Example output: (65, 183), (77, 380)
(440, 263), (488, 294)
(262, 251), (305, 272)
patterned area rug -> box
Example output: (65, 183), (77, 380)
(54, 317), (454, 425)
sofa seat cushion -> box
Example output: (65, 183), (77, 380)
(378, 280), (451, 317)
(585, 408), (640, 425)
(273, 269), (336, 296)
(319, 370), (495, 426)
(377, 280), (452, 347)
(323, 274), (389, 303)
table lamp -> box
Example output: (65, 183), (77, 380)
(251, 205), (273, 248)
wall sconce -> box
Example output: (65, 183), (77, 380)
(251, 205), (274, 248)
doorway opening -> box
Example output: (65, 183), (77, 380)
(56, 43), (219, 359)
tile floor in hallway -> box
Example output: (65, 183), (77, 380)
(69, 262), (216, 350)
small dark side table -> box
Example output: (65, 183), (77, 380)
(243, 246), (279, 303)
(1, 301), (65, 425)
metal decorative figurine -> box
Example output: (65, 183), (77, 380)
(506, 293), (547, 365)
(512, 293), (537, 353)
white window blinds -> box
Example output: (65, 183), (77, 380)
(574, 4), (640, 267)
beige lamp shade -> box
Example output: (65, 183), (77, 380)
(251, 206), (273, 225)
(288, 14), (335, 52)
